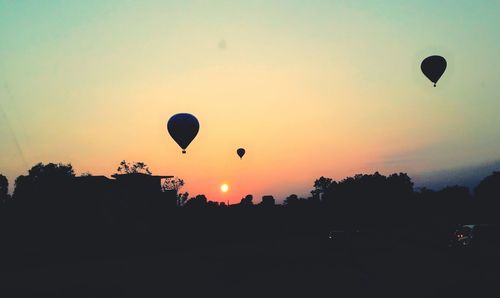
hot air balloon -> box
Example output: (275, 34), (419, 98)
(421, 55), (447, 87)
(236, 148), (245, 159)
(167, 113), (199, 154)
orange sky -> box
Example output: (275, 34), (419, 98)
(1, 1), (500, 202)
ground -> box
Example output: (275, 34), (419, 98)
(1, 234), (498, 297)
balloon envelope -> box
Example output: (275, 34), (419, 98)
(421, 55), (447, 87)
(167, 113), (199, 153)
(237, 148), (245, 159)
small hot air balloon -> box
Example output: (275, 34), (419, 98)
(421, 55), (447, 87)
(167, 113), (199, 154)
(236, 148), (245, 159)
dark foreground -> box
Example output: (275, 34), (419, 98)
(1, 232), (499, 298)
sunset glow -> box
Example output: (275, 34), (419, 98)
(1, 1), (500, 203)
(220, 184), (229, 193)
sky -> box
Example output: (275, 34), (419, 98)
(1, 1), (500, 203)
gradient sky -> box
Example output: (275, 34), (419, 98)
(1, 1), (500, 203)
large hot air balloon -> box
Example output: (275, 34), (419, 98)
(421, 55), (447, 87)
(236, 148), (245, 159)
(167, 113), (199, 154)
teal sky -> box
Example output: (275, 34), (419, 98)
(1, 1), (500, 200)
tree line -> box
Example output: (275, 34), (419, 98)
(1, 161), (499, 221)
(0, 160), (499, 256)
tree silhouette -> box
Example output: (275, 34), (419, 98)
(239, 194), (254, 206)
(162, 177), (184, 192)
(116, 160), (152, 175)
(438, 185), (470, 203)
(13, 162), (75, 200)
(284, 194), (299, 206)
(184, 194), (208, 208)
(311, 176), (333, 201)
(475, 172), (500, 203)
(10, 163), (77, 243)
(177, 191), (189, 207)
(324, 172), (414, 202)
(0, 174), (9, 203)
(260, 195), (275, 207)
(386, 173), (414, 199)
(318, 172), (416, 222)
(475, 171), (500, 219)
(206, 200), (220, 207)
(283, 194), (309, 207)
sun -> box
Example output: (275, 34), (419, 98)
(220, 184), (229, 193)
